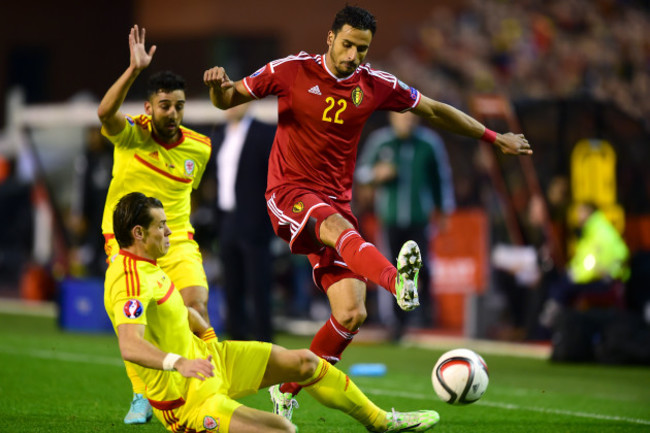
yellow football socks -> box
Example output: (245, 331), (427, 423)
(125, 361), (146, 395)
(300, 358), (386, 430)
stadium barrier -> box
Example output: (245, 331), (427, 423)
(58, 277), (113, 332)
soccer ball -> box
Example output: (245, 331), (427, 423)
(431, 348), (489, 405)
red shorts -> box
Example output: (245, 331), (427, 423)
(266, 186), (366, 292)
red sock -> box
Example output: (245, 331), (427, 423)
(310, 314), (358, 363)
(336, 229), (397, 294)
(279, 315), (359, 396)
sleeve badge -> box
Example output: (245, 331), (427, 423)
(123, 299), (144, 319)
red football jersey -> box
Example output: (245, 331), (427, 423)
(243, 52), (421, 201)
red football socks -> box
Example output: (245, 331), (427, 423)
(280, 314), (359, 396)
(310, 314), (358, 363)
(335, 228), (397, 294)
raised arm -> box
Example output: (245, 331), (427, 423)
(411, 95), (532, 155)
(97, 25), (157, 136)
(203, 66), (254, 110)
(117, 323), (214, 381)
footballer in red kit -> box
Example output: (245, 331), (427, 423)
(204, 5), (531, 424)
(243, 52), (420, 202)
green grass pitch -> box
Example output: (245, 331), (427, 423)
(0, 312), (649, 432)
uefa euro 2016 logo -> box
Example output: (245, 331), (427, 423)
(123, 299), (143, 319)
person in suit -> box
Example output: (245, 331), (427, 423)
(210, 102), (276, 341)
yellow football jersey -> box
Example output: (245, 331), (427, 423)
(104, 250), (208, 403)
(101, 114), (211, 240)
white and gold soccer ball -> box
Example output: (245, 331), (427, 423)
(432, 348), (489, 405)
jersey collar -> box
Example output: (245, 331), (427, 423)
(320, 54), (358, 82)
(119, 249), (157, 266)
(152, 128), (185, 150)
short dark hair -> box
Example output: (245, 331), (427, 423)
(146, 71), (186, 99)
(113, 192), (164, 248)
(331, 5), (377, 35)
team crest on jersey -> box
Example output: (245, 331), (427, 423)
(123, 299), (143, 319)
(184, 159), (195, 176)
(351, 86), (364, 107)
(125, 115), (135, 126)
(203, 415), (220, 430)
(292, 201), (304, 213)
(250, 65), (266, 78)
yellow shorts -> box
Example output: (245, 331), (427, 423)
(152, 340), (273, 433)
(105, 234), (208, 291)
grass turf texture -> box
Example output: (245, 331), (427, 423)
(1, 312), (649, 432)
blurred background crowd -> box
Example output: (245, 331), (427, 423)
(1, 0), (649, 357)
(385, 0), (649, 125)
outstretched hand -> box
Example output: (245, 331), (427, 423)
(203, 67), (235, 90)
(129, 25), (156, 72)
(495, 133), (533, 155)
(174, 355), (214, 381)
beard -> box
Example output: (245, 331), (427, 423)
(151, 114), (180, 142)
(337, 61), (357, 75)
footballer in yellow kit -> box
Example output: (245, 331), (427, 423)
(105, 249), (272, 432)
(104, 191), (440, 432)
(97, 26), (212, 424)
(101, 113), (211, 294)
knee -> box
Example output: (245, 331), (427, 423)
(334, 308), (367, 331)
(296, 349), (320, 381)
(319, 213), (354, 247)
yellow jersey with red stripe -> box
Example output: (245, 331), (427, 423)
(101, 114), (211, 240)
(104, 250), (209, 403)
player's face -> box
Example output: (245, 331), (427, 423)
(142, 207), (171, 259)
(326, 24), (372, 77)
(146, 90), (185, 143)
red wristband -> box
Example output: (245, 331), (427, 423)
(481, 128), (497, 144)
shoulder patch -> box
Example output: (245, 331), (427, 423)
(250, 65), (266, 78)
(410, 87), (418, 100)
(125, 115), (135, 126)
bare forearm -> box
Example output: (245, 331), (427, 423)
(209, 82), (251, 110)
(97, 66), (140, 122)
(209, 86), (235, 109)
(119, 330), (170, 370)
(116, 323), (214, 380)
(421, 99), (485, 139)
(413, 95), (532, 155)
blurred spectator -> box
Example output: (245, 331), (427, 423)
(68, 127), (113, 277)
(492, 194), (557, 340)
(540, 202), (630, 329)
(357, 111), (455, 341)
(208, 103), (276, 342)
(0, 157), (33, 292)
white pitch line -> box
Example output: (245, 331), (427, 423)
(0, 345), (124, 367)
(362, 387), (650, 426)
